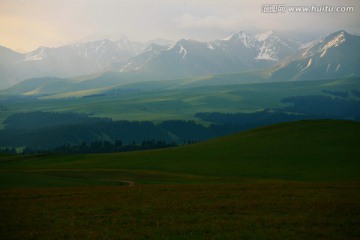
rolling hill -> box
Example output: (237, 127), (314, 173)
(1, 120), (359, 188)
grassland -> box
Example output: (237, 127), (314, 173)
(1, 120), (359, 186)
(0, 120), (360, 239)
(1, 77), (359, 125)
(1, 183), (359, 239)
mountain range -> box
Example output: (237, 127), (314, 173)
(118, 31), (300, 78)
(0, 30), (359, 91)
(0, 37), (171, 89)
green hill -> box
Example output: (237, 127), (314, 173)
(1, 120), (359, 188)
(1, 120), (360, 239)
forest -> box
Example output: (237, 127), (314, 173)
(0, 112), (239, 151)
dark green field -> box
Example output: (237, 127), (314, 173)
(1, 120), (360, 239)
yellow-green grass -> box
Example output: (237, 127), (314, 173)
(1, 120), (359, 188)
(2, 77), (359, 123)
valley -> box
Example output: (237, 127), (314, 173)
(1, 76), (359, 122)
(0, 27), (359, 239)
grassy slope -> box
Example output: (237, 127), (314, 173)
(1, 120), (359, 188)
(1, 120), (360, 239)
(1, 77), (359, 125)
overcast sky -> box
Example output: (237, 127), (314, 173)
(1, 0), (359, 52)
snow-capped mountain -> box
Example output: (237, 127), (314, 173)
(0, 37), (147, 89)
(23, 38), (142, 70)
(255, 31), (300, 61)
(120, 44), (169, 73)
(117, 31), (300, 78)
(1, 30), (358, 90)
(270, 30), (360, 81)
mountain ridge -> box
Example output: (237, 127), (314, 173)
(0, 30), (359, 91)
(117, 31), (301, 78)
(0, 37), (171, 89)
(269, 30), (360, 81)
(0, 30), (301, 89)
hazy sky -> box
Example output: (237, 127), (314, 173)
(1, 0), (359, 52)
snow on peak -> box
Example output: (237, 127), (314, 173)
(336, 64), (341, 71)
(167, 41), (178, 51)
(302, 58), (313, 71)
(207, 43), (214, 50)
(222, 34), (233, 41)
(256, 44), (278, 61)
(24, 47), (47, 61)
(319, 32), (346, 58)
(236, 31), (256, 48)
(167, 40), (192, 58)
(179, 45), (187, 59)
(222, 31), (256, 48)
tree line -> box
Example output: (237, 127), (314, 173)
(20, 139), (178, 155)
(0, 112), (238, 151)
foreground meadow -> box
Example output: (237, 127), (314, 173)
(1, 120), (359, 239)
(1, 182), (359, 239)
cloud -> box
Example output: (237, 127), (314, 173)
(0, 0), (359, 51)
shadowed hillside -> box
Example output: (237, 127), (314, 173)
(1, 120), (359, 187)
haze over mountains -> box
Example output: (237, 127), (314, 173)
(118, 31), (300, 78)
(0, 30), (359, 91)
(0, 37), (172, 89)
